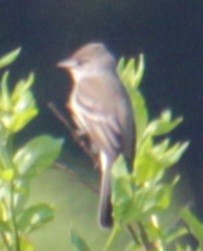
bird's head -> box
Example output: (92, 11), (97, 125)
(57, 42), (117, 81)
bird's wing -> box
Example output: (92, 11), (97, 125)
(73, 78), (123, 152)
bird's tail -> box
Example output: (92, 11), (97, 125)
(98, 153), (133, 228)
(98, 165), (113, 228)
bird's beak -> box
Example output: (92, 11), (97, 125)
(56, 58), (77, 69)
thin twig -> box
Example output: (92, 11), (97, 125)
(10, 182), (20, 251)
(127, 224), (141, 246)
(48, 102), (100, 194)
(47, 102), (73, 131)
(47, 102), (97, 164)
(54, 162), (99, 194)
(137, 222), (156, 251)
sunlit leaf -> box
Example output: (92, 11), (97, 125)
(133, 54), (145, 88)
(7, 108), (38, 132)
(0, 168), (15, 181)
(13, 135), (64, 176)
(118, 54), (144, 89)
(19, 235), (34, 251)
(117, 57), (125, 72)
(0, 203), (7, 222)
(0, 71), (11, 111)
(122, 59), (137, 88)
(0, 48), (63, 250)
(11, 73), (35, 103)
(18, 204), (54, 233)
(145, 110), (183, 137)
(112, 156), (133, 223)
(0, 47), (21, 69)
(14, 179), (30, 212)
(135, 149), (163, 184)
(135, 137), (164, 184)
(116, 184), (168, 224)
(0, 72), (38, 132)
(157, 141), (189, 168)
(132, 91), (148, 142)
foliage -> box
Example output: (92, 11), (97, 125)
(70, 55), (202, 251)
(102, 55), (189, 251)
(0, 48), (201, 251)
(0, 48), (63, 251)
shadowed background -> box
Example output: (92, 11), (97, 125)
(0, 0), (202, 250)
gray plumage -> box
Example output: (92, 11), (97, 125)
(58, 43), (135, 227)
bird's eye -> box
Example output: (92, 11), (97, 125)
(77, 59), (85, 66)
(77, 60), (83, 66)
(77, 58), (89, 67)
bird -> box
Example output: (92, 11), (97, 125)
(57, 42), (135, 228)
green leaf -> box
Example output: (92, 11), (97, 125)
(11, 73), (35, 103)
(0, 72), (38, 132)
(7, 91), (38, 132)
(0, 221), (11, 232)
(135, 136), (165, 184)
(0, 168), (15, 181)
(14, 179), (30, 212)
(145, 110), (183, 137)
(133, 91), (148, 142)
(112, 155), (130, 178)
(118, 54), (144, 89)
(117, 57), (125, 72)
(131, 185), (168, 216)
(0, 47), (21, 69)
(165, 226), (188, 244)
(111, 156), (133, 223)
(112, 175), (175, 225)
(135, 137), (189, 185)
(11, 74), (38, 132)
(122, 59), (137, 88)
(118, 55), (144, 89)
(155, 141), (189, 168)
(135, 146), (163, 184)
(181, 209), (203, 248)
(7, 107), (38, 132)
(13, 135), (64, 176)
(112, 156), (132, 200)
(71, 229), (91, 251)
(0, 203), (7, 222)
(131, 53), (145, 88)
(19, 235), (34, 251)
(118, 55), (148, 152)
(0, 71), (11, 111)
(18, 203), (54, 233)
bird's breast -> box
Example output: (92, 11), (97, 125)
(68, 90), (87, 130)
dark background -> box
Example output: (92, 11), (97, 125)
(0, 0), (203, 225)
